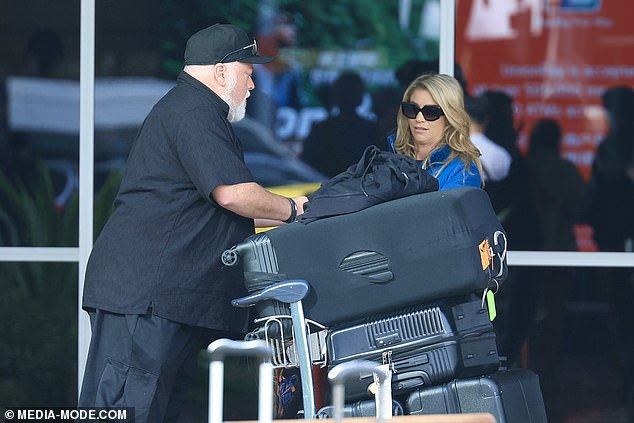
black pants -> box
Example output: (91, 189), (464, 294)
(78, 309), (230, 423)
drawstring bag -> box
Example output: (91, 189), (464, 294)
(298, 145), (439, 223)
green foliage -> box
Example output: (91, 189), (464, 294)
(0, 160), (69, 247)
(0, 162), (122, 406)
(0, 161), (77, 405)
(158, 0), (431, 79)
(157, 0), (262, 78)
(0, 260), (78, 405)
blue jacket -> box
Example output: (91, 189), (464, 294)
(388, 134), (481, 190)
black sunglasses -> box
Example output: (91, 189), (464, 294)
(401, 102), (444, 121)
(219, 39), (258, 63)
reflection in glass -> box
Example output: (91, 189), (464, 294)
(0, 262), (78, 405)
(494, 264), (634, 419)
(0, 157), (79, 247)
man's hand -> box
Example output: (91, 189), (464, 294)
(213, 183), (310, 224)
(293, 196), (309, 217)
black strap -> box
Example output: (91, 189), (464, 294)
(284, 198), (297, 223)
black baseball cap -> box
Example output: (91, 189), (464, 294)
(184, 24), (274, 65)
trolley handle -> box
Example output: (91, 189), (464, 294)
(205, 338), (271, 362)
(206, 339), (273, 423)
(328, 359), (392, 423)
(231, 279), (310, 308)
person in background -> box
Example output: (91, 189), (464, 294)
(250, 10), (305, 133)
(584, 85), (634, 253)
(1, 28), (65, 190)
(371, 85), (401, 148)
(524, 118), (586, 374)
(583, 85), (634, 407)
(479, 90), (541, 367)
(23, 28), (65, 78)
(526, 118), (585, 251)
(464, 93), (511, 182)
(301, 70), (379, 177)
(78, 23), (308, 423)
(388, 73), (483, 190)
(481, 90), (541, 252)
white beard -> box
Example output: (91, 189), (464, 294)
(230, 97), (247, 122)
(221, 71), (248, 123)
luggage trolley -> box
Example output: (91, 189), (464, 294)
(229, 279), (324, 418)
(205, 339), (501, 423)
(221, 188), (536, 420)
(227, 279), (506, 419)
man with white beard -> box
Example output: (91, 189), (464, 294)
(78, 24), (308, 423)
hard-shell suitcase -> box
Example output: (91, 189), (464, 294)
(405, 368), (548, 423)
(222, 187), (508, 327)
(338, 332), (500, 401)
(322, 360), (497, 423)
(316, 398), (406, 419)
(327, 297), (494, 365)
(205, 339), (497, 423)
(326, 297), (499, 400)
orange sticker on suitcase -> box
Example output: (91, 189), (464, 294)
(479, 239), (493, 270)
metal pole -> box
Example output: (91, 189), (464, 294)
(439, 0), (456, 76)
(77, 0), (95, 396)
(289, 301), (316, 419)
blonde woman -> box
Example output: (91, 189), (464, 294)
(388, 73), (484, 189)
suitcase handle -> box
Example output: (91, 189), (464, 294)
(206, 338), (272, 361)
(231, 279), (310, 307)
(206, 339), (273, 423)
(328, 360), (392, 423)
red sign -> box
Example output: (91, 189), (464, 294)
(456, 0), (634, 181)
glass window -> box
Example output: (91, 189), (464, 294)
(456, 0), (634, 255)
(2, 1), (632, 419)
(0, 261), (78, 405)
(0, 2), (80, 247)
(494, 264), (633, 420)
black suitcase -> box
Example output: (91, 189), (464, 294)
(339, 332), (500, 401)
(327, 297), (493, 364)
(316, 398), (405, 418)
(405, 368), (549, 423)
(223, 187), (507, 327)
(326, 297), (499, 400)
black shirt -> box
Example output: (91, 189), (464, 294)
(83, 71), (255, 332)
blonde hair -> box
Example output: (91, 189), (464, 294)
(394, 73), (483, 184)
